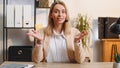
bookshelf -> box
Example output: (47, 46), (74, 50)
(3, 0), (35, 61)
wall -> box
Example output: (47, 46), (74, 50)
(62, 0), (120, 62)
(64, 0), (120, 19)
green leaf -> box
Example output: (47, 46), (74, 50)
(114, 53), (120, 63)
(75, 13), (91, 48)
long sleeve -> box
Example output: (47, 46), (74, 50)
(74, 41), (92, 64)
(73, 28), (90, 63)
(32, 43), (44, 63)
(74, 42), (86, 63)
(32, 28), (45, 63)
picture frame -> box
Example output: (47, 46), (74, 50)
(36, 0), (54, 8)
(36, 8), (49, 30)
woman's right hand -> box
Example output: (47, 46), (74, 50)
(26, 30), (43, 44)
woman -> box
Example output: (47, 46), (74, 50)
(27, 1), (89, 63)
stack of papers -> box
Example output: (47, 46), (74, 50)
(1, 63), (34, 68)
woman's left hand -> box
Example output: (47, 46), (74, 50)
(74, 30), (88, 43)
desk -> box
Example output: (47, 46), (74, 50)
(0, 61), (113, 68)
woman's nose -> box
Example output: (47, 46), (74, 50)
(58, 12), (62, 16)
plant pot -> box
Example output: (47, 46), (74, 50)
(113, 62), (120, 68)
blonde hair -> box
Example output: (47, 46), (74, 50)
(44, 1), (71, 36)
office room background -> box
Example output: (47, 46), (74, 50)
(0, 0), (120, 64)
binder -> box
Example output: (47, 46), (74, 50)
(7, 5), (14, 27)
(23, 5), (33, 27)
(15, 5), (22, 27)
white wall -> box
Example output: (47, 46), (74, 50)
(62, 0), (120, 62)
(64, 0), (120, 19)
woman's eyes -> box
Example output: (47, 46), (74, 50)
(53, 10), (66, 14)
(62, 11), (66, 13)
(53, 10), (58, 13)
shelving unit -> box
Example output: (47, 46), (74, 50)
(3, 0), (36, 61)
(3, 0), (55, 62)
(102, 39), (120, 62)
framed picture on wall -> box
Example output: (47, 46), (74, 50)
(36, 8), (49, 30)
(36, 0), (54, 8)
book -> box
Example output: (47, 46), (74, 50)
(1, 63), (34, 68)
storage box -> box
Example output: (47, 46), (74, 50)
(8, 46), (33, 61)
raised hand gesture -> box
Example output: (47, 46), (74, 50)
(74, 30), (88, 43)
(26, 30), (43, 44)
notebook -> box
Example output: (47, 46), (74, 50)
(1, 63), (34, 68)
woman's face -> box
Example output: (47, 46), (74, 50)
(51, 4), (66, 25)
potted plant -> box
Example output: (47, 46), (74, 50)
(74, 13), (91, 48)
(113, 52), (120, 68)
(114, 52), (120, 63)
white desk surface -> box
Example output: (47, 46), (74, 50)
(0, 61), (113, 68)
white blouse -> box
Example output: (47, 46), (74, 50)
(46, 30), (70, 62)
